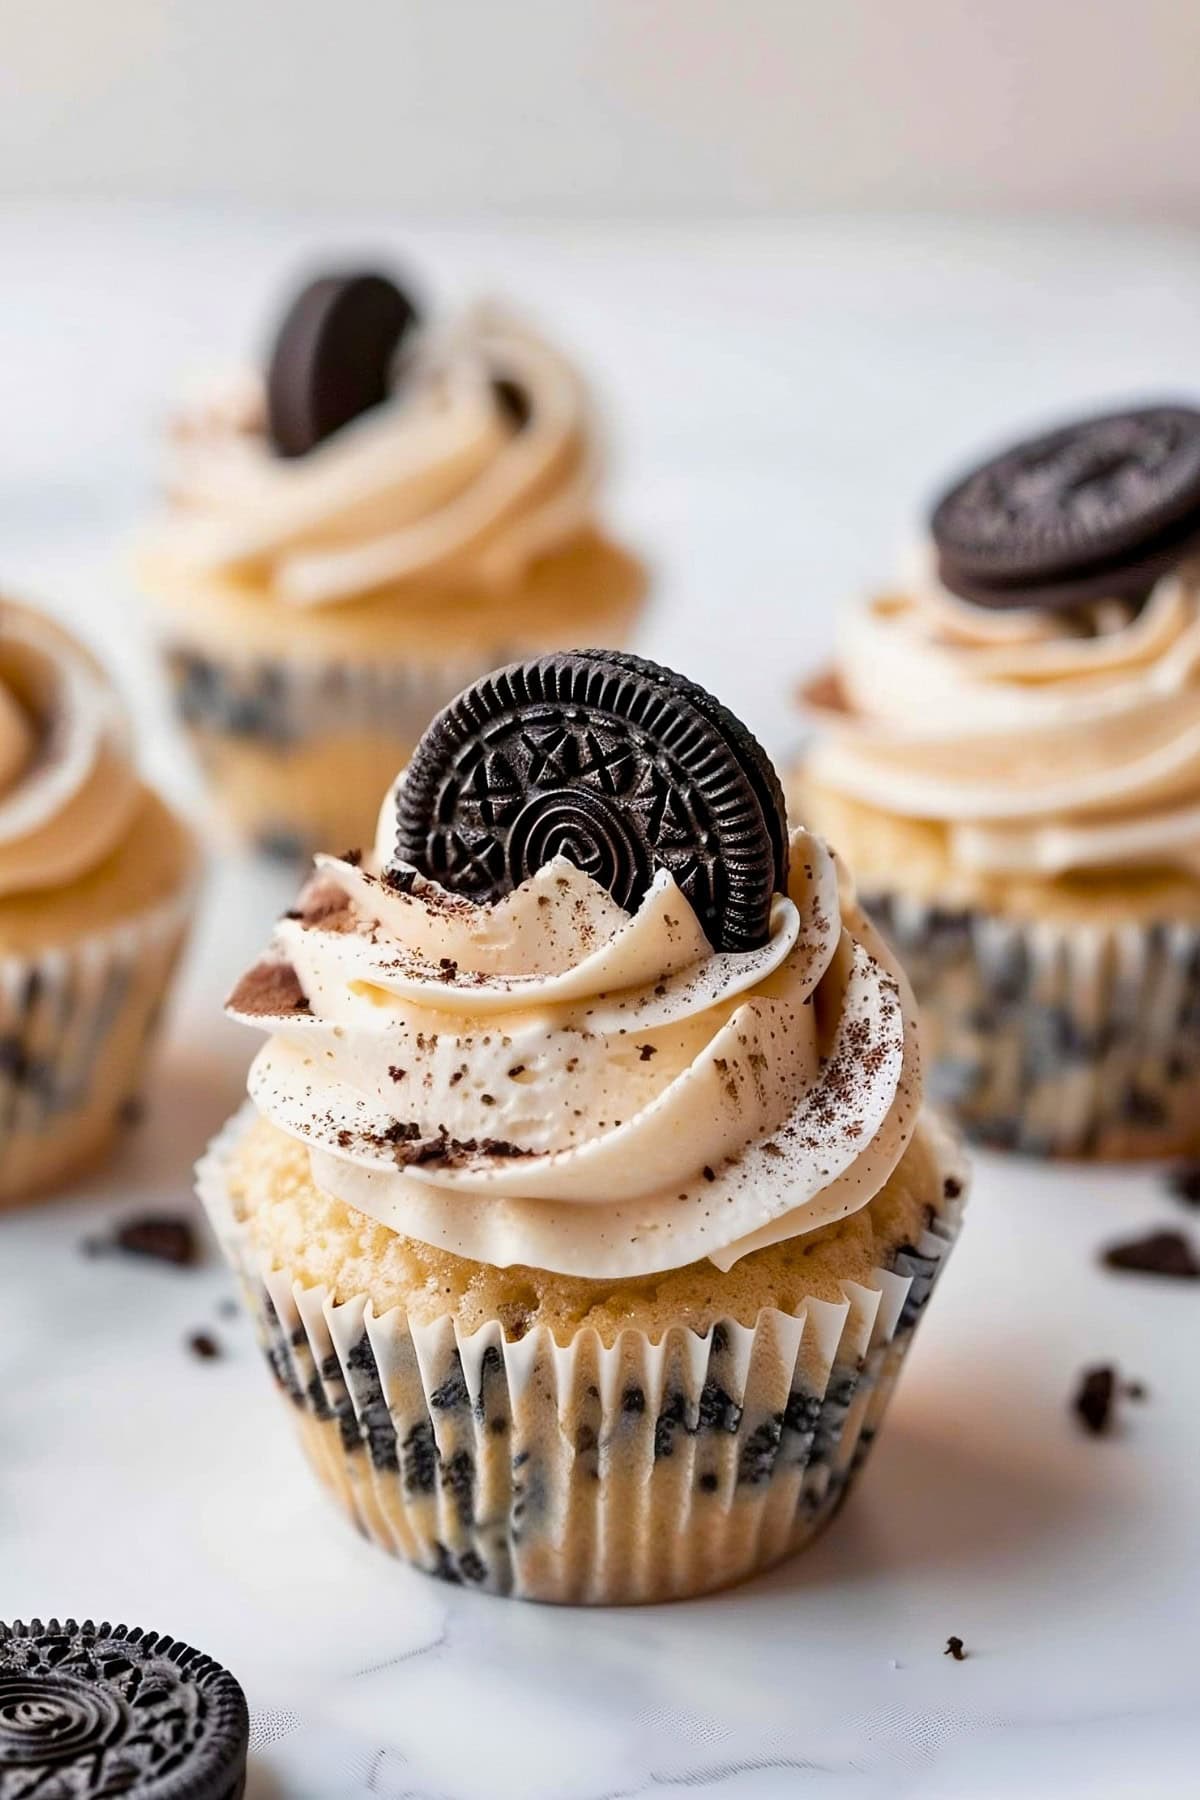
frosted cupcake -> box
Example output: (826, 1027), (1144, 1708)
(0, 599), (198, 1204)
(140, 268), (646, 858)
(198, 651), (965, 1604)
(800, 404), (1200, 1158)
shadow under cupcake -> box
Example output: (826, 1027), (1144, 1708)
(198, 650), (965, 1603)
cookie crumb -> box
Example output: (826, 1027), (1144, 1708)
(86, 1215), (200, 1268)
(187, 1330), (221, 1360)
(1167, 1164), (1200, 1208)
(1101, 1230), (1200, 1280)
(1073, 1364), (1147, 1436)
(944, 1636), (967, 1662)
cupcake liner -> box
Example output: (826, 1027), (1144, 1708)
(0, 879), (197, 1206)
(869, 890), (1200, 1159)
(198, 1110), (964, 1605)
(166, 634), (659, 860)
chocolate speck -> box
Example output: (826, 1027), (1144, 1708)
(1102, 1230), (1200, 1280)
(187, 1330), (221, 1361)
(86, 1214), (200, 1267)
(388, 1066), (407, 1083)
(944, 1637), (967, 1662)
(638, 1044), (657, 1061)
(1167, 1164), (1200, 1207)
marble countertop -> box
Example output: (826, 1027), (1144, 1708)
(2, 206), (1198, 1798)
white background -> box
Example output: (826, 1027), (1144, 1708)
(1, 203), (1199, 1798)
(2, 0), (1200, 219)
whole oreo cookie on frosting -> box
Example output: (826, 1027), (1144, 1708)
(0, 1618), (248, 1799)
(930, 404), (1200, 611)
(394, 651), (789, 952)
(266, 269), (419, 458)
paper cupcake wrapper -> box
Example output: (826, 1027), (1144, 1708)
(197, 1110), (965, 1605)
(162, 633), (637, 860)
(868, 890), (1200, 1159)
(0, 878), (198, 1206)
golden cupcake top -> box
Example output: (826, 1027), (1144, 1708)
(804, 404), (1200, 882)
(228, 652), (924, 1278)
(152, 264), (610, 608)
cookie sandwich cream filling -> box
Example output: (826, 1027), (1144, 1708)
(159, 301), (600, 608)
(806, 406), (1200, 882)
(0, 601), (141, 898)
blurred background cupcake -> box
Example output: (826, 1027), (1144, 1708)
(199, 652), (965, 1604)
(798, 405), (1200, 1159)
(138, 267), (647, 860)
(0, 598), (198, 1204)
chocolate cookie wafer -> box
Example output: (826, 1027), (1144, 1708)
(394, 651), (789, 951)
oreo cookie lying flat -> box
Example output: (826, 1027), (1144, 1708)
(266, 269), (419, 458)
(0, 1618), (248, 1798)
(394, 652), (789, 951)
(930, 404), (1200, 611)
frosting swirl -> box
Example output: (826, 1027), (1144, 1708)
(161, 306), (601, 608)
(0, 601), (141, 898)
(806, 552), (1200, 879)
(228, 790), (922, 1278)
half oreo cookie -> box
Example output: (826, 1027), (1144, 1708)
(266, 269), (419, 458)
(930, 403), (1200, 611)
(0, 1618), (248, 1798)
(394, 652), (789, 952)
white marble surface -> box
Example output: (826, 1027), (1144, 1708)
(2, 206), (1199, 1798)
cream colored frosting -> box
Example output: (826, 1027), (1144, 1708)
(806, 549), (1200, 878)
(159, 305), (601, 607)
(0, 601), (141, 899)
(228, 786), (923, 1278)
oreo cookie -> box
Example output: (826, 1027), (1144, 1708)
(0, 1618), (248, 1798)
(930, 404), (1200, 611)
(266, 269), (419, 458)
(394, 652), (789, 951)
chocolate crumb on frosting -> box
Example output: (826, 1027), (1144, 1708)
(228, 959), (311, 1017)
(1101, 1230), (1200, 1280)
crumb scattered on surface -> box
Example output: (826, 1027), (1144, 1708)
(1101, 1230), (1200, 1280)
(1073, 1365), (1147, 1436)
(187, 1330), (221, 1360)
(944, 1637), (967, 1662)
(1167, 1164), (1200, 1208)
(85, 1215), (200, 1268)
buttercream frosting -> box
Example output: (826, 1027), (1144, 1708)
(160, 306), (601, 608)
(228, 785), (923, 1278)
(806, 549), (1200, 879)
(0, 601), (141, 899)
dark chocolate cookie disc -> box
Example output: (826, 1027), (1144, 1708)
(0, 1619), (248, 1798)
(930, 404), (1200, 610)
(266, 269), (419, 457)
(395, 652), (789, 951)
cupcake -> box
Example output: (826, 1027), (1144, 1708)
(799, 403), (1200, 1159)
(0, 599), (198, 1205)
(199, 651), (965, 1604)
(139, 267), (647, 859)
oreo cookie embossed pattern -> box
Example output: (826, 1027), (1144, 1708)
(0, 1619), (248, 1799)
(396, 651), (789, 951)
(931, 404), (1200, 611)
